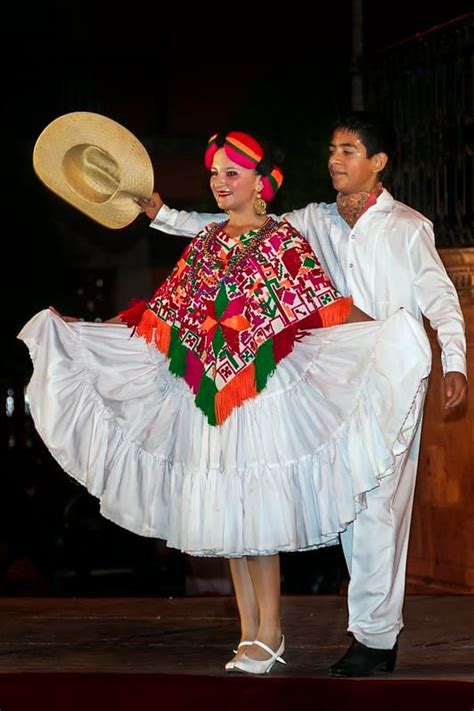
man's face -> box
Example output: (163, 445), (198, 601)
(328, 129), (385, 195)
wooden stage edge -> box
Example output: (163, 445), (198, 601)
(0, 595), (472, 681)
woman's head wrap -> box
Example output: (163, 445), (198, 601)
(204, 130), (284, 202)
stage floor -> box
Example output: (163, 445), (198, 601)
(0, 594), (472, 680)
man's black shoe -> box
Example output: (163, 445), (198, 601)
(329, 638), (397, 677)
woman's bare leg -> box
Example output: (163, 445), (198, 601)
(246, 554), (283, 660)
(228, 558), (259, 659)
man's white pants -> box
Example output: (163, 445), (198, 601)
(340, 418), (424, 650)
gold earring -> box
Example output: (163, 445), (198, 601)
(254, 194), (267, 216)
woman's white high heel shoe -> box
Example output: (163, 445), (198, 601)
(225, 640), (253, 671)
(233, 636), (286, 675)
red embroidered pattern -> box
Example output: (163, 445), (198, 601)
(132, 220), (352, 424)
(153, 222), (340, 368)
(336, 182), (383, 227)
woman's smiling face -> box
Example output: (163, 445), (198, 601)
(210, 148), (262, 212)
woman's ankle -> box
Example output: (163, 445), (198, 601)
(255, 627), (282, 649)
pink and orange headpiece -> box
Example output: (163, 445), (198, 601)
(204, 131), (284, 202)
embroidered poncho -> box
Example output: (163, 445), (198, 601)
(121, 219), (352, 425)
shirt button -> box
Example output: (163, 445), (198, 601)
(349, 263), (354, 268)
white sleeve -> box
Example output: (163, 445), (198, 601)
(281, 204), (345, 291)
(281, 207), (309, 237)
(150, 202), (316, 240)
(410, 223), (467, 377)
(150, 204), (227, 238)
(282, 204), (327, 259)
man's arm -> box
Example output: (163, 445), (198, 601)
(151, 204), (225, 237)
(409, 223), (467, 408)
(137, 194), (327, 251)
(135, 193), (225, 238)
(138, 195), (347, 296)
(282, 203), (348, 294)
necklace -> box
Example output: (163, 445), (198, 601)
(188, 217), (277, 293)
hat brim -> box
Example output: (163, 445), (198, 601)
(33, 112), (155, 229)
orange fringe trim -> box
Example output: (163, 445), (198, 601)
(136, 309), (171, 356)
(215, 364), (258, 425)
(320, 296), (353, 327)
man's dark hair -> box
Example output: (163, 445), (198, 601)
(332, 111), (397, 179)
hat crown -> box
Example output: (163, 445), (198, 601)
(63, 145), (120, 205)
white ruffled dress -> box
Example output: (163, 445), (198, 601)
(18, 307), (431, 557)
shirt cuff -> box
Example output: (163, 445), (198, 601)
(442, 353), (467, 378)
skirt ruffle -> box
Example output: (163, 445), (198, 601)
(17, 308), (431, 557)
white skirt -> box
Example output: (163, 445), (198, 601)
(18, 308), (431, 557)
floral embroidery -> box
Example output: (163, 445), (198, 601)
(125, 220), (352, 424)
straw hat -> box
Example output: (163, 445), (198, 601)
(33, 112), (154, 229)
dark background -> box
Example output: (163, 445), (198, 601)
(0, 3), (472, 596)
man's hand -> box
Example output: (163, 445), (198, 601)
(134, 192), (163, 220)
(444, 371), (468, 409)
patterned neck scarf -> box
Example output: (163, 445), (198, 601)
(336, 182), (383, 227)
(122, 220), (352, 425)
